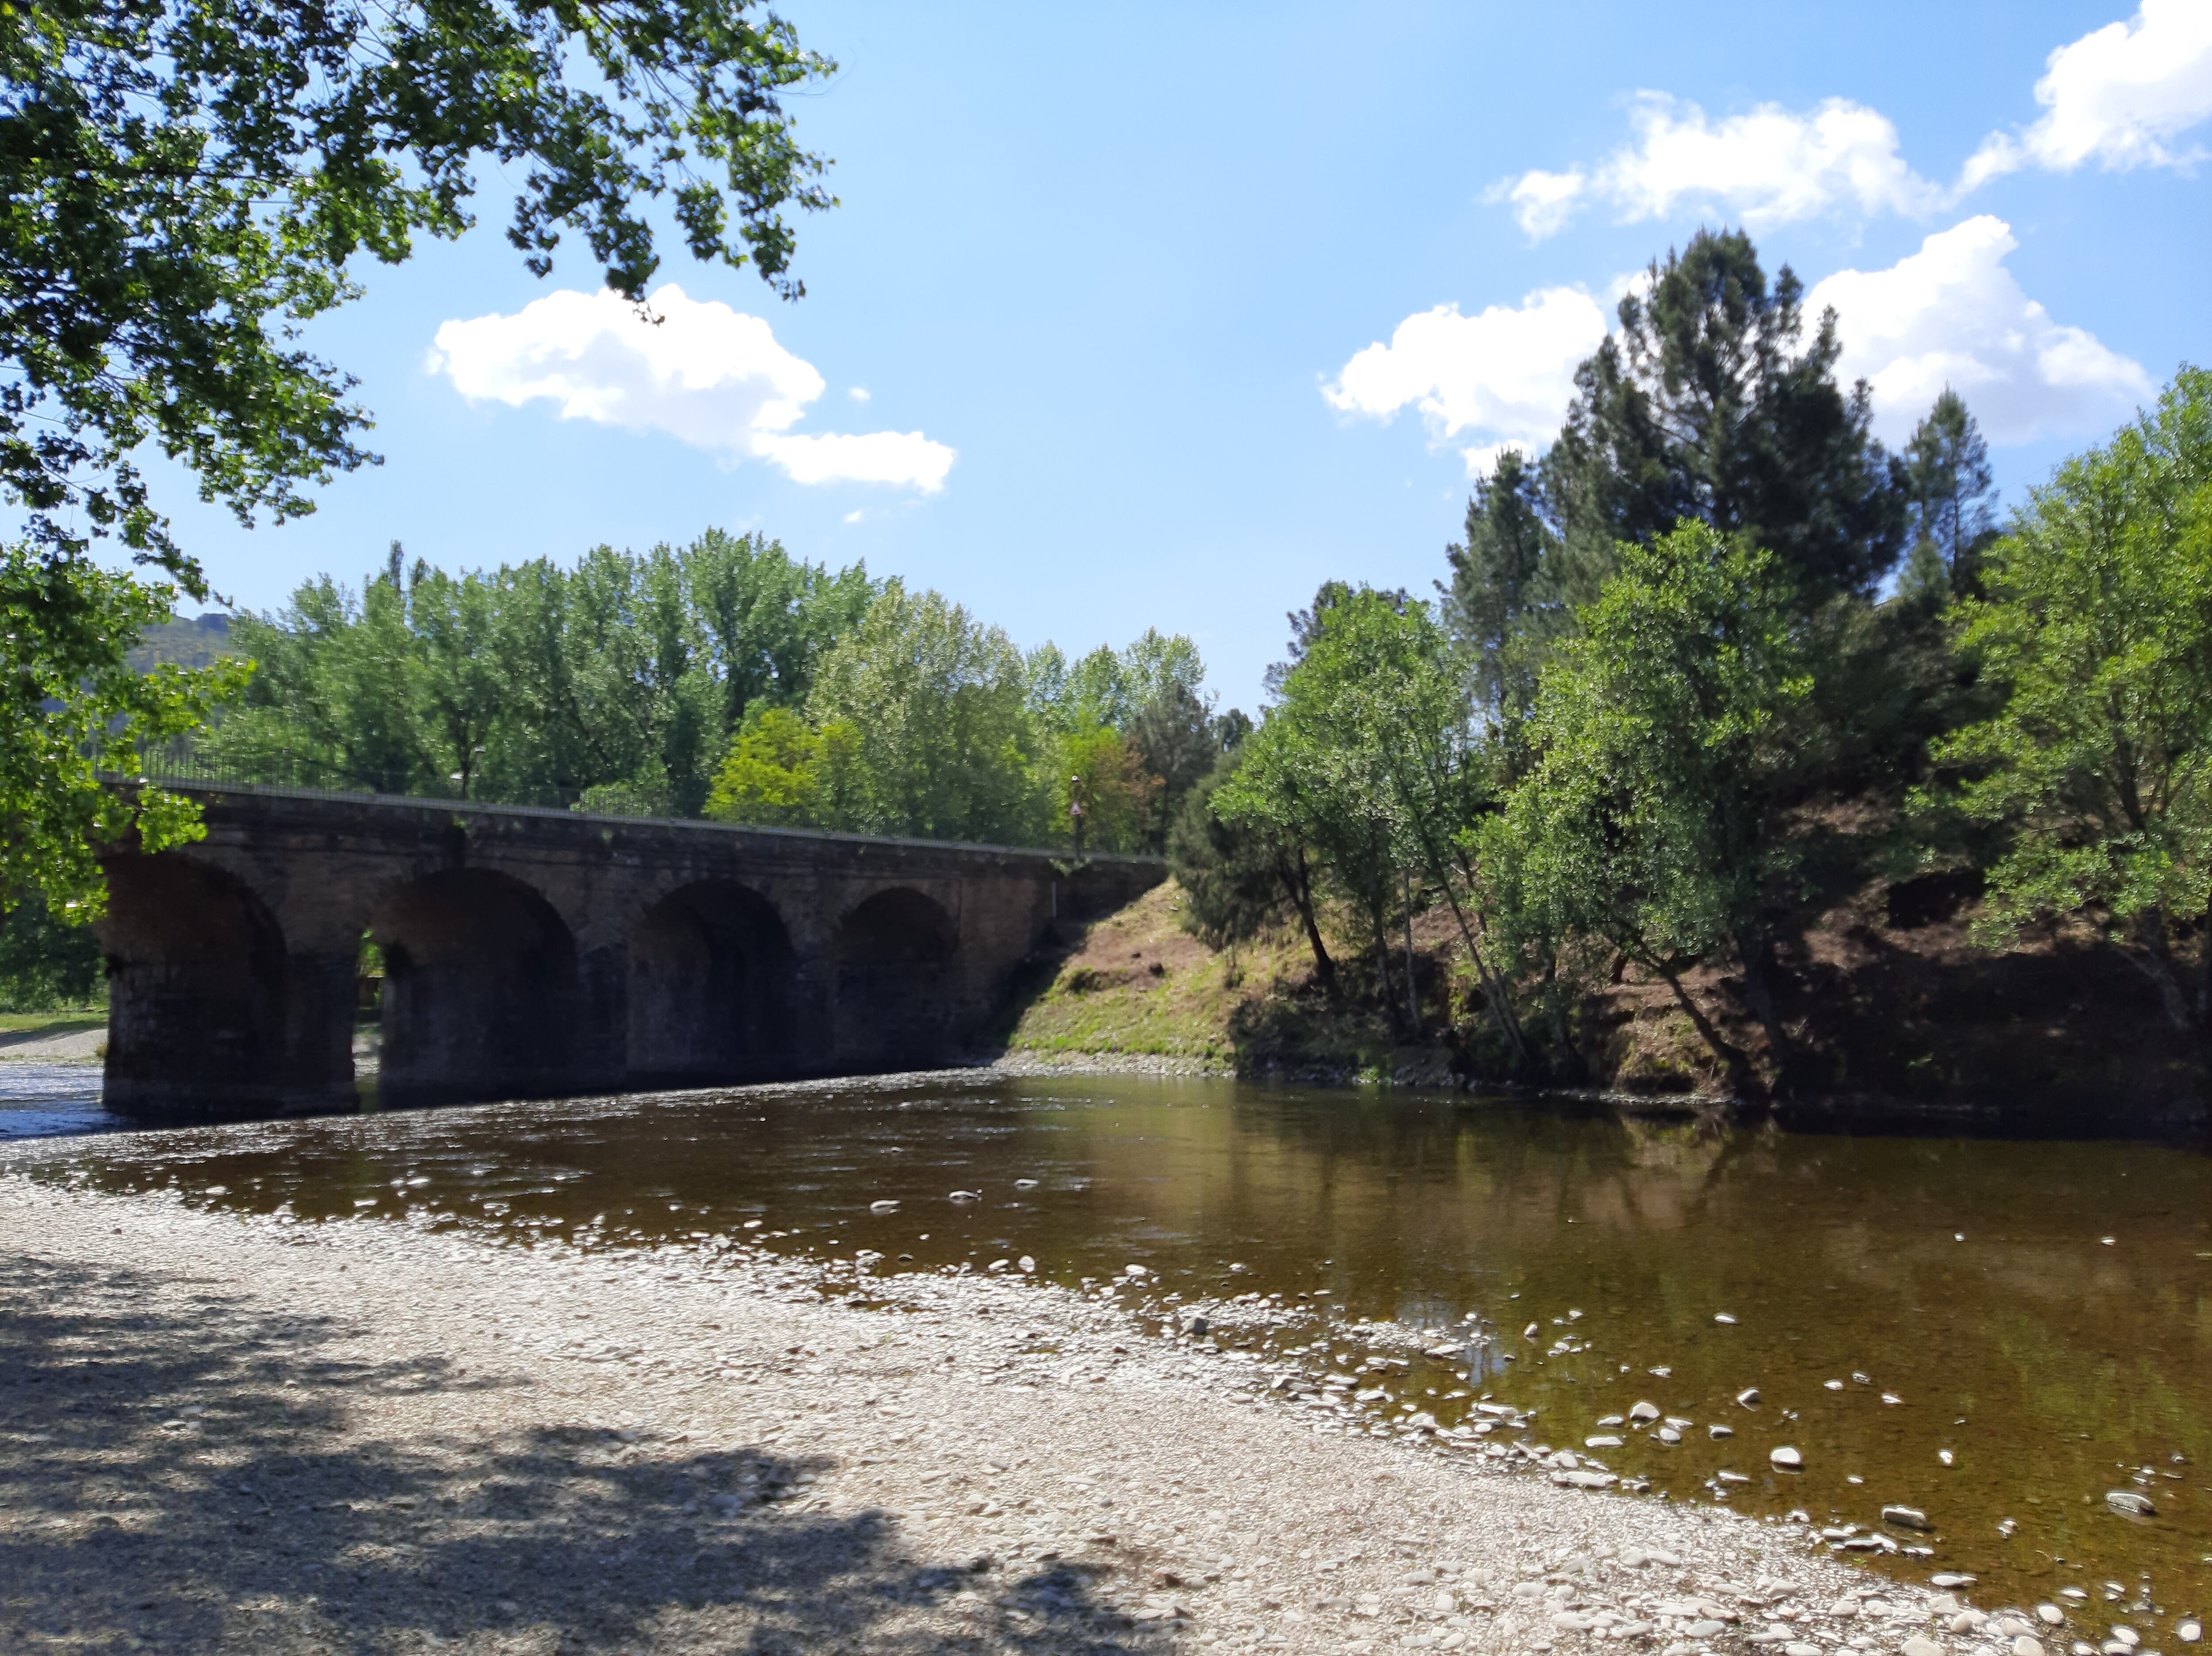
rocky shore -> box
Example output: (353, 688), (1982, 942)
(0, 1167), (2118, 1656)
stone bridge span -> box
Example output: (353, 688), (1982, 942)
(96, 784), (1162, 1114)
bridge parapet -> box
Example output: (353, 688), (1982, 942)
(95, 782), (1163, 1113)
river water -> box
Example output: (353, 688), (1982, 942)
(4, 1067), (2207, 1618)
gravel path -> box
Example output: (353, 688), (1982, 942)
(0, 1168), (2066, 1656)
(0, 1026), (103, 1064)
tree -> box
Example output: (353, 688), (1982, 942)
(1899, 388), (2000, 602)
(1493, 522), (1819, 1093)
(1127, 682), (1220, 850)
(0, 891), (105, 1010)
(205, 531), (871, 810)
(0, 542), (243, 921)
(1167, 752), (1286, 952)
(805, 582), (1046, 844)
(3, 0), (834, 911)
(1440, 447), (1567, 780)
(1257, 587), (1528, 1059)
(1542, 229), (1908, 603)
(1922, 367), (2212, 1060)
(1054, 724), (1157, 854)
(1223, 587), (1434, 1034)
(704, 706), (858, 828)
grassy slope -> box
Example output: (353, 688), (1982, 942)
(1000, 881), (1458, 1080)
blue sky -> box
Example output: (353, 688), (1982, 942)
(144, 0), (2211, 711)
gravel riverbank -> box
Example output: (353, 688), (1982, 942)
(0, 1167), (2084, 1656)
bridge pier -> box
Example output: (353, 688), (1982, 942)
(95, 785), (1162, 1114)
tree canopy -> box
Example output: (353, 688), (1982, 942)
(1542, 228), (1908, 604)
(1923, 366), (2212, 1052)
(4, 0), (837, 919)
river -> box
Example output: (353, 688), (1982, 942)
(3, 1065), (2205, 1620)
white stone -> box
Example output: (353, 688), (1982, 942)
(2175, 1619), (2201, 1644)
(1769, 1445), (1803, 1470)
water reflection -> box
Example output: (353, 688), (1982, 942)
(8, 1072), (2208, 1610)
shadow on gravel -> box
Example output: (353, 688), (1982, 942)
(0, 1253), (1175, 1655)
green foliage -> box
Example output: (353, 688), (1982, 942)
(204, 530), (871, 811)
(3, 0), (832, 583)
(1055, 724), (1157, 854)
(1167, 753), (1284, 950)
(1900, 388), (2000, 603)
(0, 891), (106, 1011)
(1922, 367), (2212, 1035)
(1542, 228), (1907, 603)
(3, 0), (832, 913)
(804, 582), (1047, 845)
(1221, 587), (1445, 1024)
(1491, 522), (1818, 1082)
(1440, 447), (1564, 779)
(1, 542), (245, 921)
(703, 706), (859, 828)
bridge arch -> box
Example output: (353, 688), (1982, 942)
(100, 855), (289, 1109)
(833, 887), (958, 1070)
(370, 869), (580, 1103)
(626, 880), (798, 1086)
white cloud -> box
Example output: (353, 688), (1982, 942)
(1493, 93), (1944, 240)
(1325, 286), (1610, 472)
(1808, 216), (2152, 445)
(429, 284), (955, 492)
(1964, 0), (2212, 187)
(847, 385), (872, 403)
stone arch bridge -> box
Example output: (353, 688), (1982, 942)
(95, 784), (1162, 1114)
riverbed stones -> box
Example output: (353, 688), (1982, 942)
(1629, 1400), (1662, 1422)
(1737, 1386), (1761, 1406)
(1903, 1638), (1943, 1656)
(1882, 1505), (1932, 1530)
(2175, 1618), (2201, 1642)
(1, 1164), (2010, 1656)
(2104, 1490), (2155, 1516)
(1770, 1445), (1804, 1470)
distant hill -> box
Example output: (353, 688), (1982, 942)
(128, 613), (234, 672)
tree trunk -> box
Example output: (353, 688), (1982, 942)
(2124, 907), (2192, 1033)
(1274, 846), (1336, 996)
(1737, 937), (1792, 1095)
(1401, 869), (1421, 1034)
(1657, 965), (1759, 1102)
(1369, 895), (1405, 1038)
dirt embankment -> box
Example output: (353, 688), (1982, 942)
(995, 879), (2207, 1133)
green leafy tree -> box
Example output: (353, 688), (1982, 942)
(1922, 367), (2212, 1057)
(0, 891), (105, 1010)
(1254, 587), (1528, 1057)
(806, 582), (1047, 844)
(1493, 523), (1818, 1093)
(1055, 724), (1157, 854)
(207, 531), (869, 811)
(3, 0), (833, 911)
(1, 543), (243, 918)
(1222, 588), (1432, 1033)
(704, 706), (858, 828)
(1542, 229), (1907, 603)
(1167, 751), (1288, 952)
